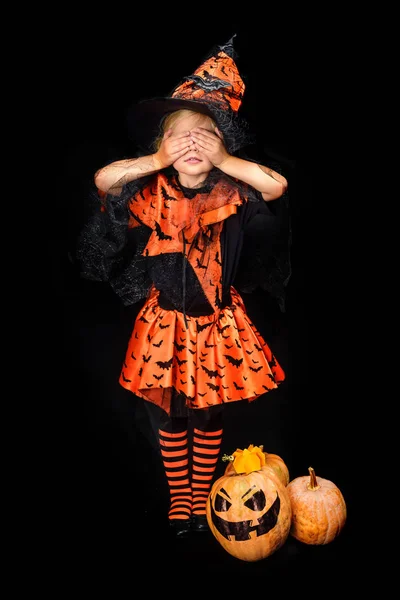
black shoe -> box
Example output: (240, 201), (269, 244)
(191, 515), (209, 532)
(169, 519), (191, 538)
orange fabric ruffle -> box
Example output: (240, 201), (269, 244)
(119, 286), (285, 415)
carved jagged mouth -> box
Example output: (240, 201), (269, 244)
(209, 494), (281, 541)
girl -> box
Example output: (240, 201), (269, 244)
(78, 36), (288, 537)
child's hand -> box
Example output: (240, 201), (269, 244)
(153, 129), (194, 169)
(189, 127), (230, 167)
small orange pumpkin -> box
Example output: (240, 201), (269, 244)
(224, 445), (289, 486)
(287, 466), (347, 545)
(207, 446), (292, 562)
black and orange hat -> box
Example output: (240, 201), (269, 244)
(126, 35), (254, 153)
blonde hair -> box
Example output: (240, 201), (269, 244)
(153, 109), (217, 150)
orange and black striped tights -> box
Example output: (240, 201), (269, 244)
(158, 407), (223, 523)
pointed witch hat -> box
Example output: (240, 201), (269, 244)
(126, 35), (253, 153)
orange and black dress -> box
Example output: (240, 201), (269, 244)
(115, 171), (285, 417)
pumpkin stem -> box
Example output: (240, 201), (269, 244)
(222, 454), (234, 463)
(307, 466), (320, 491)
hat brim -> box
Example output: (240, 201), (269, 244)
(126, 97), (217, 150)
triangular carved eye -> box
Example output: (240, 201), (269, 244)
(244, 489), (266, 512)
(215, 493), (232, 512)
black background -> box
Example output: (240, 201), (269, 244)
(47, 19), (357, 589)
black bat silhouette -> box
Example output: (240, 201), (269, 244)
(188, 348), (195, 355)
(246, 350), (254, 355)
(139, 316), (149, 323)
(217, 324), (230, 334)
(135, 332), (139, 339)
(180, 379), (186, 385)
(153, 374), (164, 380)
(153, 340), (163, 347)
(199, 357), (206, 363)
(254, 344), (263, 351)
(224, 355), (243, 367)
(215, 287), (222, 309)
(190, 375), (195, 384)
(198, 392), (207, 397)
(146, 383), (153, 387)
(187, 73), (231, 90)
(196, 258), (207, 269)
(151, 201), (155, 208)
(225, 344), (233, 349)
(161, 212), (167, 219)
(197, 321), (213, 333)
(214, 251), (222, 266)
(179, 368), (185, 374)
(161, 185), (177, 201)
(138, 367), (143, 376)
(252, 359), (260, 364)
(174, 357), (187, 366)
(201, 365), (218, 378)
(235, 339), (242, 348)
(154, 221), (172, 241)
(233, 381), (244, 390)
(147, 334), (152, 342)
(174, 341), (185, 352)
(206, 382), (220, 391)
(205, 341), (215, 348)
(130, 352), (136, 360)
(159, 323), (170, 329)
(142, 355), (151, 362)
(121, 372), (131, 382)
(156, 358), (173, 370)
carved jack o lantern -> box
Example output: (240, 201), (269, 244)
(206, 468), (292, 562)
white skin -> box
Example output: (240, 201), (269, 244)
(94, 111), (287, 201)
(156, 112), (227, 189)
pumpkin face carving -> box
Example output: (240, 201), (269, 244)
(206, 469), (292, 562)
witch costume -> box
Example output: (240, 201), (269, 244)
(77, 36), (290, 536)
